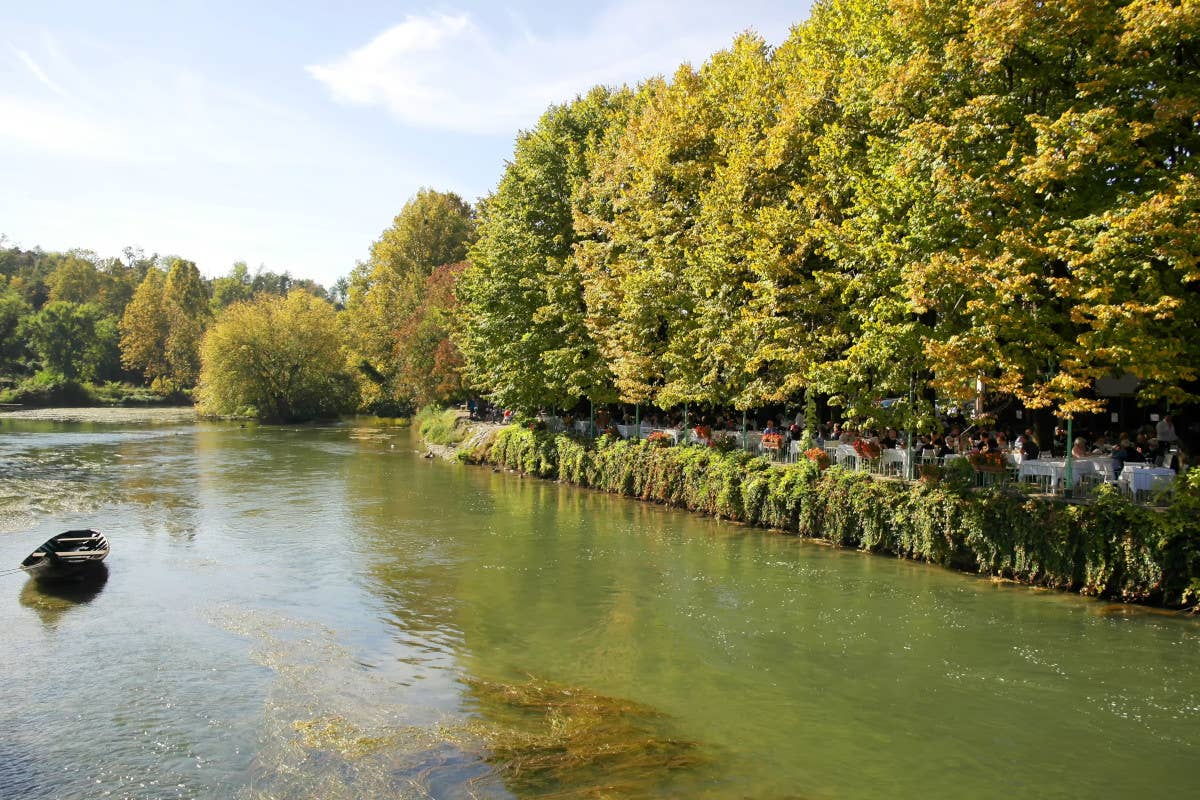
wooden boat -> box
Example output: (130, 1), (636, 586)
(20, 529), (109, 581)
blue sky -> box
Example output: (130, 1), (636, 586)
(1, 1), (808, 288)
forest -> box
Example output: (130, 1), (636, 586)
(1, 0), (1196, 427)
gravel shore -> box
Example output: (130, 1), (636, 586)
(0, 406), (197, 424)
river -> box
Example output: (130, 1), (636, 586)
(1, 413), (1197, 799)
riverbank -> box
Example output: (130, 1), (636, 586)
(430, 421), (1200, 610)
(0, 406), (197, 424)
(417, 409), (502, 460)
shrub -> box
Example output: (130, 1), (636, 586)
(416, 405), (467, 446)
(0, 374), (94, 407)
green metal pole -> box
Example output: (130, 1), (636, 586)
(635, 404), (640, 440)
(683, 403), (688, 430)
(742, 409), (748, 451)
(906, 375), (916, 481)
(1064, 416), (1074, 497)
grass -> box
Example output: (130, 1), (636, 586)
(415, 405), (467, 446)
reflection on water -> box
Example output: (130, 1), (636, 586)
(1, 415), (1198, 800)
(19, 563), (108, 627)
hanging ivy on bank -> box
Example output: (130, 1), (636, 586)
(467, 426), (1196, 608)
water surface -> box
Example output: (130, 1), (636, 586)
(1, 415), (1196, 798)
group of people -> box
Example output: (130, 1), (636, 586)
(524, 403), (1186, 475)
(800, 418), (1185, 476)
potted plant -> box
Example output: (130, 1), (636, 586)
(852, 439), (882, 460)
(805, 447), (831, 470)
(646, 430), (673, 448)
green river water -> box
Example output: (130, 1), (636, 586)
(1, 413), (1197, 799)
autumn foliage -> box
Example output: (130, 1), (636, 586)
(455, 0), (1200, 428)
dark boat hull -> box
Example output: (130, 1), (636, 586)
(20, 529), (109, 582)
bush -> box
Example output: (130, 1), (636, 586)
(416, 405), (467, 446)
(0, 374), (94, 406)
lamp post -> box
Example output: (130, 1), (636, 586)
(1064, 416), (1074, 498)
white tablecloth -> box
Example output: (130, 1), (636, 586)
(649, 428), (680, 444)
(834, 444), (859, 469)
(1018, 458), (1116, 489)
(879, 448), (909, 475)
(1118, 467), (1176, 494)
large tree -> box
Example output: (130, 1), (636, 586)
(345, 188), (474, 411)
(118, 260), (211, 392)
(393, 262), (468, 407)
(457, 88), (631, 411)
(0, 282), (31, 371)
(198, 291), (356, 422)
(119, 268), (170, 388)
(162, 258), (211, 389)
(23, 301), (118, 381)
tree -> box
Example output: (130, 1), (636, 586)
(119, 268), (170, 387)
(23, 301), (116, 381)
(197, 291), (356, 422)
(162, 258), (211, 389)
(458, 88), (631, 411)
(393, 262), (467, 406)
(0, 282), (31, 371)
(46, 252), (106, 306)
(210, 262), (253, 311)
(345, 188), (474, 410)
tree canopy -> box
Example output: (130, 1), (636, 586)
(345, 188), (475, 411)
(454, 0), (1200, 426)
(197, 291), (356, 422)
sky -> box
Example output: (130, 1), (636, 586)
(1, 1), (808, 289)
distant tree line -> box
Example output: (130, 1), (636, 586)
(0, 186), (476, 421)
(0, 242), (337, 406)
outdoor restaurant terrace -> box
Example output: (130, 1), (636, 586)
(515, 408), (1185, 507)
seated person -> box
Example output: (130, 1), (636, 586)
(1019, 429), (1040, 460)
(1071, 437), (1090, 459)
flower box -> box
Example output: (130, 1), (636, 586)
(852, 439), (882, 460)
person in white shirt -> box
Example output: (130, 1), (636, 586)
(1156, 415), (1178, 445)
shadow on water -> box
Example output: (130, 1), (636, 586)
(18, 563), (108, 628)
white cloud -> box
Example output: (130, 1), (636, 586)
(306, 2), (801, 135)
(10, 45), (71, 99)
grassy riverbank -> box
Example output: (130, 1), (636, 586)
(0, 377), (189, 408)
(459, 425), (1200, 610)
